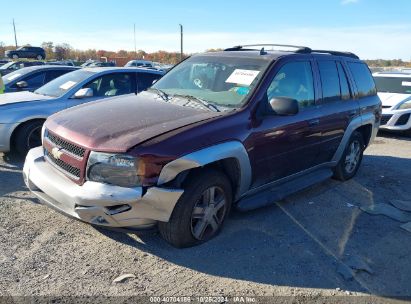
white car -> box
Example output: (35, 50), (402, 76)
(373, 72), (411, 135)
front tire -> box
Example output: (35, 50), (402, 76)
(158, 169), (232, 248)
(333, 131), (364, 181)
(14, 120), (44, 156)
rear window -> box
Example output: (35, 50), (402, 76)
(348, 62), (377, 98)
(318, 61), (341, 103)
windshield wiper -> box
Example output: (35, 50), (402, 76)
(173, 94), (220, 112)
(148, 87), (170, 102)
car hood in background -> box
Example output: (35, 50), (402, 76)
(0, 91), (53, 106)
(378, 92), (411, 108)
(46, 93), (222, 153)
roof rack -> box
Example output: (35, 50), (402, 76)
(224, 44), (360, 59)
(224, 44), (312, 54)
(311, 49), (359, 59)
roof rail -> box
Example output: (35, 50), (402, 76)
(224, 44), (360, 59)
(224, 44), (312, 54)
(311, 49), (359, 59)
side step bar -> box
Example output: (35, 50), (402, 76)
(236, 168), (333, 211)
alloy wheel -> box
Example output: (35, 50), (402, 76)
(190, 186), (227, 240)
(345, 140), (361, 174)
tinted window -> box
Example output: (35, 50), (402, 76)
(318, 61), (340, 102)
(267, 61), (315, 108)
(374, 77), (411, 94)
(337, 63), (351, 100)
(137, 73), (161, 92)
(348, 62), (377, 98)
(83, 73), (135, 97)
(21, 72), (45, 88)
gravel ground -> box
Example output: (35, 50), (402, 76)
(0, 132), (410, 302)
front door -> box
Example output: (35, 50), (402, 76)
(246, 59), (323, 189)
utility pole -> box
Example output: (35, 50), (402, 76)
(133, 23), (137, 58)
(179, 24), (183, 62)
(13, 19), (18, 48)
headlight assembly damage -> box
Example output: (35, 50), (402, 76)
(87, 151), (141, 188)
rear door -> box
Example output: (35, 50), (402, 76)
(314, 59), (360, 163)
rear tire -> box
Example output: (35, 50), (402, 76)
(158, 169), (232, 248)
(36, 55), (43, 60)
(12, 54), (19, 59)
(333, 131), (364, 181)
(14, 120), (44, 156)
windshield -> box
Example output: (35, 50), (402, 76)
(1, 62), (16, 70)
(151, 55), (271, 110)
(374, 76), (411, 94)
(35, 69), (94, 97)
(2, 69), (24, 85)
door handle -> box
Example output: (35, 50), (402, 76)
(308, 119), (320, 127)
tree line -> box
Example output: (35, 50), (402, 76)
(0, 41), (185, 64)
(0, 41), (410, 67)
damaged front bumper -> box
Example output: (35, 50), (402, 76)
(23, 147), (183, 228)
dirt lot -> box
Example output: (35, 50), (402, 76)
(0, 133), (410, 301)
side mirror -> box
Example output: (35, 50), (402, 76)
(16, 81), (28, 88)
(269, 97), (299, 116)
(74, 88), (93, 99)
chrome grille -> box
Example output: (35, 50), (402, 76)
(46, 132), (85, 158)
(45, 149), (81, 179)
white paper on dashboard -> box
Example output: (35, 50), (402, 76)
(225, 69), (260, 86)
(402, 81), (411, 87)
(59, 81), (77, 90)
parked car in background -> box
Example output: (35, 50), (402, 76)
(2, 65), (78, 93)
(46, 60), (75, 67)
(125, 60), (154, 68)
(23, 44), (381, 248)
(0, 67), (164, 155)
(5, 46), (46, 60)
(87, 61), (116, 67)
(0, 59), (10, 65)
(0, 61), (45, 76)
(374, 71), (411, 135)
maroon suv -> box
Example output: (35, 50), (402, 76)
(23, 44), (381, 247)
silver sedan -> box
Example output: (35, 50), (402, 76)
(0, 67), (164, 155)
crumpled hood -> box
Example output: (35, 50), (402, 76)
(378, 92), (411, 108)
(0, 91), (52, 106)
(45, 92), (222, 152)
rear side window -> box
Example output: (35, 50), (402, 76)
(14, 72), (45, 88)
(137, 73), (162, 92)
(337, 63), (351, 100)
(348, 62), (377, 98)
(318, 61), (340, 103)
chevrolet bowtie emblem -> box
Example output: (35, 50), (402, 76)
(51, 147), (64, 160)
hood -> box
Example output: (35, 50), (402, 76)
(0, 91), (52, 106)
(377, 92), (411, 108)
(46, 92), (222, 152)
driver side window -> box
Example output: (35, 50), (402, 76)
(267, 61), (315, 109)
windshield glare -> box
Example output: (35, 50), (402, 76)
(152, 55), (271, 110)
(35, 70), (94, 97)
(374, 76), (411, 94)
(1, 62), (16, 70)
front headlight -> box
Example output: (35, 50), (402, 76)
(398, 100), (411, 110)
(87, 151), (141, 188)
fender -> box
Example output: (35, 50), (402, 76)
(157, 141), (252, 199)
(331, 112), (378, 163)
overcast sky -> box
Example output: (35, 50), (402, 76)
(1, 0), (410, 60)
